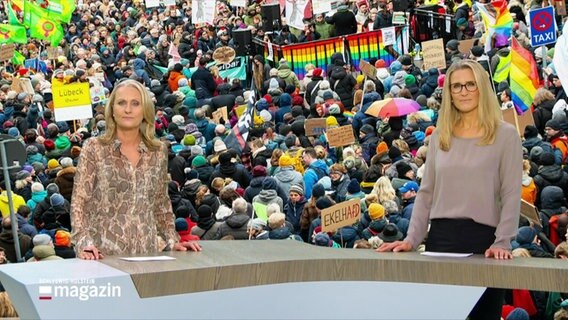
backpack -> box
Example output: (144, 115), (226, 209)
(285, 147), (305, 175)
(552, 136), (568, 164)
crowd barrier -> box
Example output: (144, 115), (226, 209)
(0, 241), (566, 319)
(262, 26), (410, 80)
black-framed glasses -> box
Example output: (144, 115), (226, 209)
(450, 81), (478, 93)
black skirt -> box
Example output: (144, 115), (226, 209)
(426, 218), (504, 320)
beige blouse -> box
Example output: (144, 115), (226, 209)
(70, 137), (179, 256)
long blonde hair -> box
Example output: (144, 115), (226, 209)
(371, 176), (396, 204)
(438, 60), (502, 151)
(99, 79), (162, 151)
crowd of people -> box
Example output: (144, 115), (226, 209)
(0, 0), (566, 318)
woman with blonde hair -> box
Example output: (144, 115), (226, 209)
(380, 60), (522, 319)
(72, 80), (201, 260)
(371, 176), (398, 206)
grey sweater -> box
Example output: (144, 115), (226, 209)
(406, 122), (522, 250)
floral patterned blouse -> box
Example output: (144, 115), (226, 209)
(70, 137), (179, 256)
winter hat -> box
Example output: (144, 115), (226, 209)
(47, 159), (60, 169)
(291, 106), (304, 118)
(316, 197), (334, 210)
(183, 134), (196, 146)
(278, 154), (294, 167)
(400, 55), (412, 66)
(60, 157), (73, 168)
(416, 95), (428, 107)
(404, 74), (416, 86)
(390, 61), (402, 74)
(55, 136), (71, 150)
(259, 110), (272, 122)
(31, 162), (44, 173)
(545, 119), (562, 131)
(256, 98), (269, 111)
(219, 152), (232, 164)
(175, 217), (189, 232)
(470, 46), (484, 57)
(280, 93), (292, 108)
(214, 140), (227, 153)
(197, 205), (213, 219)
(314, 233), (333, 247)
(150, 79), (161, 87)
(376, 141), (388, 155)
(15, 170), (30, 181)
(185, 123), (198, 135)
(312, 68), (323, 77)
(54, 230), (71, 247)
(326, 116), (339, 127)
(437, 74), (446, 87)
(360, 124), (374, 135)
(396, 162), (413, 178)
(516, 226), (537, 245)
(269, 78), (279, 91)
(446, 39), (459, 51)
(33, 234), (52, 246)
(50, 193), (65, 207)
(328, 104), (341, 115)
(313, 183), (326, 199)
(46, 183), (59, 196)
(322, 91), (334, 101)
(539, 152), (556, 166)
(7, 127), (19, 137)
(192, 155), (207, 168)
(425, 126), (436, 137)
(346, 178), (360, 194)
(368, 203), (385, 220)
(172, 115), (185, 126)
(56, 121), (70, 133)
(252, 165), (268, 177)
(215, 124), (226, 135)
(262, 177), (278, 190)
(289, 184), (304, 196)
(248, 218), (267, 230)
(399, 181), (419, 193)
(506, 308), (529, 320)
(191, 145), (203, 156)
(523, 125), (538, 139)
(375, 59), (387, 68)
(388, 146), (402, 160)
(379, 223), (403, 242)
(377, 68), (390, 81)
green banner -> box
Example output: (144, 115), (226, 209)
(189, 57), (247, 81)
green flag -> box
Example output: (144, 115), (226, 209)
(0, 24), (27, 44)
(11, 50), (25, 65)
(6, 2), (22, 25)
(24, 5), (64, 46)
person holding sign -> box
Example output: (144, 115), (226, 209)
(378, 60), (522, 320)
(71, 80), (201, 260)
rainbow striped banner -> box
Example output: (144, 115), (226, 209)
(346, 27), (408, 72)
(267, 27), (408, 80)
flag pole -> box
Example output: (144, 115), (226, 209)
(542, 45), (548, 89)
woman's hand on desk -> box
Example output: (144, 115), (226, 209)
(79, 245), (104, 260)
(485, 247), (512, 260)
(174, 241), (203, 252)
(376, 241), (412, 253)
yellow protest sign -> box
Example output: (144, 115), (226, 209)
(52, 82), (92, 122)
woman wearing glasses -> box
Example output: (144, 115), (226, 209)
(379, 60), (522, 319)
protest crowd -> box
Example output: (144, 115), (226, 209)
(0, 0), (567, 317)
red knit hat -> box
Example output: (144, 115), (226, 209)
(44, 139), (55, 151)
(375, 59), (387, 68)
(292, 95), (303, 107)
(313, 68), (323, 77)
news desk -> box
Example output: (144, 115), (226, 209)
(0, 241), (566, 319)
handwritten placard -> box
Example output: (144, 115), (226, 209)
(359, 59), (377, 80)
(422, 38), (446, 70)
(327, 124), (355, 148)
(0, 44), (15, 62)
(458, 39), (476, 55)
(212, 106), (228, 124)
(321, 199), (361, 232)
(305, 118), (327, 136)
(521, 199), (542, 227)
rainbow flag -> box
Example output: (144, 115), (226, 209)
(510, 37), (539, 114)
(475, 0), (513, 52)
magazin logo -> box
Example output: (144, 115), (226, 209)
(38, 280), (121, 301)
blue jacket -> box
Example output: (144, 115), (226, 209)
(303, 160), (329, 199)
(133, 59), (151, 87)
(353, 92), (381, 134)
(284, 198), (307, 234)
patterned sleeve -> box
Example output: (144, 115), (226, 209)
(155, 143), (179, 249)
(70, 138), (98, 253)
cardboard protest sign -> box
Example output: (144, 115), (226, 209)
(458, 39), (476, 55)
(422, 38), (446, 70)
(0, 44), (15, 62)
(327, 124), (355, 147)
(502, 108), (535, 137)
(304, 118), (327, 136)
(321, 199), (361, 232)
(521, 199), (542, 227)
(212, 106), (229, 124)
(47, 46), (59, 60)
(19, 78), (34, 95)
(359, 59), (377, 80)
